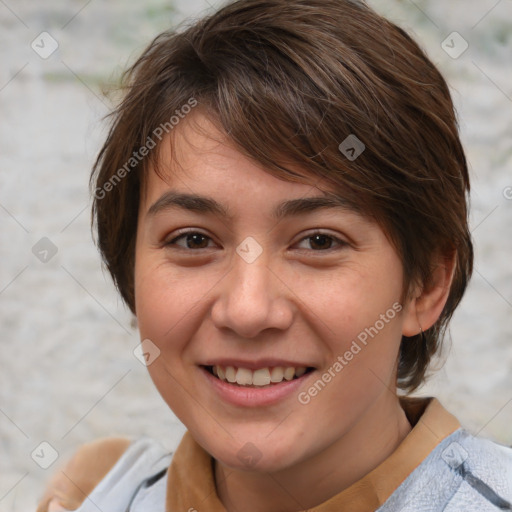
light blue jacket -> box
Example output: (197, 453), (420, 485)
(67, 429), (512, 511)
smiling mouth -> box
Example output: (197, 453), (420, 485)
(203, 365), (315, 388)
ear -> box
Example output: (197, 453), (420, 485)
(402, 251), (456, 337)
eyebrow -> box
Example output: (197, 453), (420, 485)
(146, 191), (352, 221)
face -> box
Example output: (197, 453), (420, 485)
(134, 113), (413, 473)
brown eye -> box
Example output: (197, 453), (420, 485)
(309, 234), (334, 250)
(295, 231), (346, 251)
(166, 231), (213, 249)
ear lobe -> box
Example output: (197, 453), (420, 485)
(402, 252), (456, 337)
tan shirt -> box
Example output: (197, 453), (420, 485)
(38, 397), (461, 511)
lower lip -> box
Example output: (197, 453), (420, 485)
(200, 366), (313, 407)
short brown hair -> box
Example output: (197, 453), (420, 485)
(91, 0), (473, 392)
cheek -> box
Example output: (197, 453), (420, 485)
(133, 261), (204, 419)
(307, 262), (405, 387)
(134, 260), (191, 345)
(302, 263), (403, 339)
(134, 257), (217, 360)
(301, 306), (404, 430)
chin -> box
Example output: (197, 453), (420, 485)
(205, 432), (306, 474)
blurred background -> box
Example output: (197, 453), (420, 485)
(1, 0), (511, 509)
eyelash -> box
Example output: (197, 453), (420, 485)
(164, 229), (347, 252)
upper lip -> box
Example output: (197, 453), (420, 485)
(200, 359), (315, 370)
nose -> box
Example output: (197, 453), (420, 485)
(210, 248), (294, 339)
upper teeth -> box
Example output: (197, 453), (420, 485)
(213, 366), (307, 386)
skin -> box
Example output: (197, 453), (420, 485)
(133, 112), (454, 512)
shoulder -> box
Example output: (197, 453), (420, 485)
(442, 430), (512, 510)
(37, 437), (133, 512)
(461, 428), (512, 460)
(381, 429), (512, 512)
(456, 430), (512, 487)
(452, 429), (512, 482)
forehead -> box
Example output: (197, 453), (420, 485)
(142, 112), (348, 212)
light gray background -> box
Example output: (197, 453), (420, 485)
(1, 0), (511, 510)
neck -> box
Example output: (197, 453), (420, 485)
(215, 395), (412, 512)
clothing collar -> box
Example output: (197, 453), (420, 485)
(166, 397), (460, 512)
